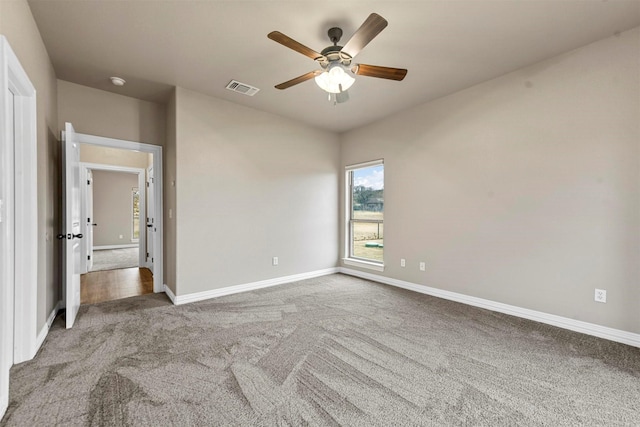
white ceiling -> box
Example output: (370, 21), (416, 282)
(28, 1), (640, 133)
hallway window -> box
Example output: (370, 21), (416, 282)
(132, 188), (140, 241)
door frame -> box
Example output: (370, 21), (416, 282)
(145, 165), (154, 272)
(0, 36), (38, 418)
(80, 163), (146, 273)
(73, 133), (163, 293)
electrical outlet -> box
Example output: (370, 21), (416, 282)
(594, 289), (606, 303)
(119, 234), (123, 239)
(272, 256), (278, 266)
(419, 262), (426, 271)
(400, 259), (406, 267)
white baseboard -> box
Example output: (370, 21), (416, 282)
(339, 268), (640, 348)
(163, 284), (177, 304)
(93, 244), (139, 250)
(168, 268), (339, 306)
(35, 301), (61, 356)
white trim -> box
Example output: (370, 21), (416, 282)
(0, 35), (38, 420)
(70, 132), (164, 293)
(169, 268), (339, 306)
(81, 162), (146, 174)
(342, 258), (384, 272)
(35, 301), (61, 352)
(339, 268), (640, 348)
(345, 158), (383, 170)
(93, 244), (139, 250)
(163, 284), (177, 304)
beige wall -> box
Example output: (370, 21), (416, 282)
(57, 79), (165, 146)
(174, 87), (340, 295)
(1, 0), (60, 331)
(164, 89), (177, 293)
(91, 170), (140, 247)
(341, 27), (640, 333)
(80, 144), (150, 169)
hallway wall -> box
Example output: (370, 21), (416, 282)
(92, 170), (140, 247)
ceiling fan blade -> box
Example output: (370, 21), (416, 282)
(341, 13), (388, 58)
(275, 70), (322, 90)
(268, 31), (325, 61)
(353, 64), (407, 81)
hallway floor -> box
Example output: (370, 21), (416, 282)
(81, 267), (153, 304)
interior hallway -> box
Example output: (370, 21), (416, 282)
(81, 267), (153, 305)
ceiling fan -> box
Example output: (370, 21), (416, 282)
(268, 13), (407, 103)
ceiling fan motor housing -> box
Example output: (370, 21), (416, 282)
(327, 27), (343, 44)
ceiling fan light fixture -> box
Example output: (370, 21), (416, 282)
(314, 63), (355, 94)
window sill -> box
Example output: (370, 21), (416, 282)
(342, 258), (384, 272)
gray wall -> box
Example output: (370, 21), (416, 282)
(57, 79), (165, 146)
(173, 87), (340, 295)
(341, 27), (640, 333)
(164, 89), (177, 293)
(1, 0), (60, 331)
(91, 170), (140, 247)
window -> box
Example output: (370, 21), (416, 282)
(131, 187), (140, 242)
(345, 160), (384, 270)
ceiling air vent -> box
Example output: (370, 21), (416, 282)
(225, 80), (260, 96)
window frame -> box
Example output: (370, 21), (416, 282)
(343, 159), (385, 272)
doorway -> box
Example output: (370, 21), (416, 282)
(62, 129), (163, 319)
(80, 163), (146, 273)
(79, 160), (154, 305)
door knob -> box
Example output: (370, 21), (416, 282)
(56, 234), (66, 240)
(146, 224), (153, 228)
(72, 233), (83, 239)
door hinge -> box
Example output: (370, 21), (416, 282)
(146, 252), (149, 258)
(87, 179), (90, 185)
(87, 255), (91, 260)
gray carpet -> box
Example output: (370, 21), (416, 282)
(90, 247), (139, 272)
(2, 274), (639, 426)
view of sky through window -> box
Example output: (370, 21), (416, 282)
(353, 164), (384, 190)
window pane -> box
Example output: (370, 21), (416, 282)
(351, 165), (384, 220)
(351, 221), (383, 262)
(349, 163), (383, 263)
(132, 188), (140, 240)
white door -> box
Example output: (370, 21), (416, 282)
(146, 166), (155, 273)
(86, 169), (94, 272)
(62, 122), (82, 329)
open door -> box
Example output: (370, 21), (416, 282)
(62, 122), (82, 329)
